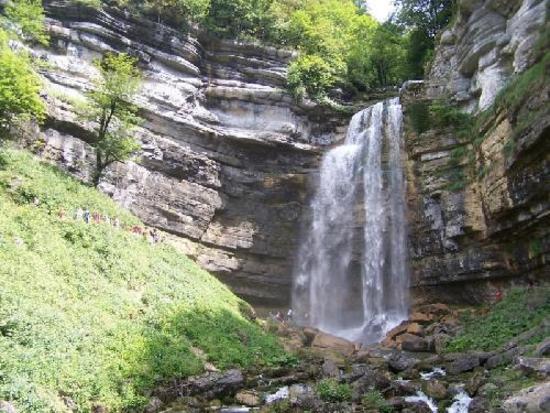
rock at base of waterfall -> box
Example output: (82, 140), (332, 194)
(517, 357), (550, 378)
(424, 380), (448, 400)
(234, 390), (261, 407)
(502, 381), (550, 413)
(399, 334), (431, 352)
(310, 331), (358, 356)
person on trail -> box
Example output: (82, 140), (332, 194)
(75, 208), (83, 221)
(287, 308), (293, 322)
(113, 217), (120, 228)
(83, 209), (91, 224)
(58, 209), (66, 220)
(92, 211), (101, 224)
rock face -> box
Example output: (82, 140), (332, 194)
(401, 0), (549, 304)
(427, 0), (547, 111)
(20, 0), (548, 307)
(25, 1), (350, 306)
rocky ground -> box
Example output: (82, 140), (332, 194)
(125, 300), (549, 413)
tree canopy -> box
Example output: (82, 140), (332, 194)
(85, 53), (142, 186)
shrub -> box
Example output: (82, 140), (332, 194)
(316, 379), (352, 402)
(288, 54), (338, 100)
(0, 29), (45, 133)
(362, 390), (393, 413)
(446, 287), (550, 352)
(4, 0), (48, 44)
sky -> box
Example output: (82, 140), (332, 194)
(365, 0), (396, 22)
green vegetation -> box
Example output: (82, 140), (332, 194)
(446, 287), (550, 352)
(84, 53), (142, 186)
(394, 0), (456, 78)
(362, 390), (393, 412)
(0, 29), (44, 135)
(3, 0), (48, 44)
(0, 148), (287, 412)
(316, 379), (352, 403)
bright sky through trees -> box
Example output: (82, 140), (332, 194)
(366, 0), (395, 22)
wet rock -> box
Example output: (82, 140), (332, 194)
(391, 380), (421, 397)
(321, 359), (340, 378)
(386, 321), (411, 340)
(288, 383), (315, 407)
(407, 323), (425, 336)
(351, 370), (392, 402)
(517, 357), (550, 378)
(469, 396), (490, 413)
(144, 397), (163, 413)
(502, 381), (550, 413)
(410, 312), (434, 324)
(465, 370), (486, 396)
(486, 348), (519, 369)
(447, 354), (480, 375)
(310, 332), (356, 356)
(0, 401), (16, 413)
(235, 391), (261, 407)
(400, 334), (431, 352)
(535, 338), (550, 357)
(91, 405), (108, 413)
(389, 352), (420, 372)
(156, 369), (244, 402)
(424, 380), (447, 400)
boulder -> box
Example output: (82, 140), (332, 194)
(409, 312), (433, 324)
(502, 381), (550, 413)
(400, 334), (431, 352)
(447, 354), (480, 375)
(517, 357), (550, 378)
(388, 352), (419, 372)
(469, 396), (490, 413)
(0, 402), (16, 413)
(386, 321), (410, 340)
(407, 323), (424, 336)
(321, 358), (340, 378)
(486, 348), (519, 369)
(144, 397), (163, 413)
(235, 390), (261, 407)
(310, 332), (356, 356)
(424, 380), (447, 400)
(288, 383), (315, 407)
(535, 338), (550, 357)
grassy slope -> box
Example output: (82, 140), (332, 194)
(0, 148), (286, 412)
(446, 287), (549, 352)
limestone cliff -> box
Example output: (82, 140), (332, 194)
(24, 0), (350, 306)
(19, 0), (548, 307)
(402, 0), (549, 303)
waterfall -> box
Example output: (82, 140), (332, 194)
(292, 98), (409, 344)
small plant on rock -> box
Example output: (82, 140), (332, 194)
(316, 379), (351, 403)
(362, 390), (393, 413)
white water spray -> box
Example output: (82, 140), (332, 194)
(292, 98), (409, 344)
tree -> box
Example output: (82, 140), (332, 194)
(4, 0), (49, 45)
(86, 53), (142, 186)
(0, 29), (45, 136)
(393, 0), (455, 78)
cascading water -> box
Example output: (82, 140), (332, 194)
(292, 98), (409, 344)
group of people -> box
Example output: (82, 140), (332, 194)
(58, 207), (163, 245)
(271, 309), (294, 324)
(71, 208), (121, 228)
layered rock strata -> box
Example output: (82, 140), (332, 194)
(402, 0), (549, 303)
(25, 1), (350, 305)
